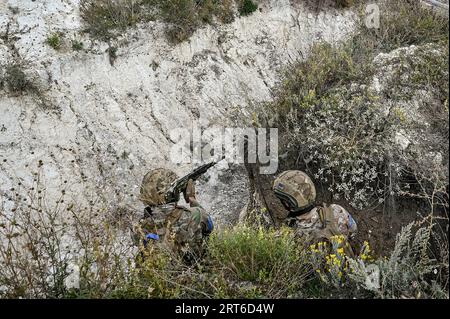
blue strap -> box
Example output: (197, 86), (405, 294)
(143, 233), (160, 247)
(348, 214), (356, 228)
(206, 216), (214, 233)
(146, 233), (160, 241)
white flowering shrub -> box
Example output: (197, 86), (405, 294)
(284, 88), (402, 209)
(260, 41), (406, 209)
(258, 1), (449, 209)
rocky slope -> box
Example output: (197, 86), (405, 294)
(0, 0), (356, 224)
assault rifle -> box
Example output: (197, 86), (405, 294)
(164, 161), (217, 203)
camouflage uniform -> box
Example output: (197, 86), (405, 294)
(272, 170), (357, 251)
(288, 204), (357, 241)
(135, 168), (213, 261)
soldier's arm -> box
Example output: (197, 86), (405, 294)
(189, 206), (213, 236)
(183, 179), (202, 208)
(183, 179), (213, 235)
(188, 197), (201, 208)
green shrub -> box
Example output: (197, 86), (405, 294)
(238, 0), (258, 16)
(351, 0), (449, 59)
(206, 225), (309, 297)
(46, 33), (62, 50)
(79, 0), (241, 43)
(80, 0), (148, 40)
(111, 225), (312, 299)
(148, 0), (235, 43)
(334, 0), (354, 8)
(2, 63), (29, 93)
(152, 0), (198, 43)
(272, 42), (362, 116)
(46, 32), (62, 50)
(384, 44), (449, 104)
(72, 40), (84, 51)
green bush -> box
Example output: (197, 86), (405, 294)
(148, 0), (235, 43)
(238, 0), (258, 16)
(1, 63), (29, 93)
(46, 33), (62, 50)
(116, 225), (312, 299)
(79, 0), (257, 43)
(72, 40), (84, 51)
(351, 0), (449, 59)
(335, 0), (353, 8)
(205, 225), (309, 297)
(347, 219), (448, 298)
(151, 0), (198, 43)
(273, 42), (362, 116)
(80, 0), (148, 40)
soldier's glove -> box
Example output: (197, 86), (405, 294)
(183, 179), (196, 203)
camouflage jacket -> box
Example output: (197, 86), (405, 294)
(287, 204), (357, 255)
(135, 202), (213, 258)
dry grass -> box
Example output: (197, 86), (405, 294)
(0, 174), (447, 299)
(80, 0), (248, 43)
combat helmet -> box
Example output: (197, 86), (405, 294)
(139, 168), (179, 206)
(272, 170), (316, 214)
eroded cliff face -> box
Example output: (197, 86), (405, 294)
(0, 0), (356, 224)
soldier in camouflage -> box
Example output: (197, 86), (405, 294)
(134, 168), (213, 263)
(272, 170), (357, 255)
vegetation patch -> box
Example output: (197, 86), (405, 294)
(46, 33), (63, 50)
(80, 0), (255, 43)
(204, 225), (309, 297)
(140, 0), (236, 43)
(80, 0), (149, 40)
(0, 62), (33, 94)
(256, 0), (449, 209)
(0, 178), (446, 299)
(335, 0), (354, 8)
(351, 0), (449, 58)
(72, 40), (84, 51)
(238, 0), (258, 16)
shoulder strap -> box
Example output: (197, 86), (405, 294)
(165, 207), (185, 227)
(318, 204), (340, 235)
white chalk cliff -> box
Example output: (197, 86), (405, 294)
(0, 0), (356, 224)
